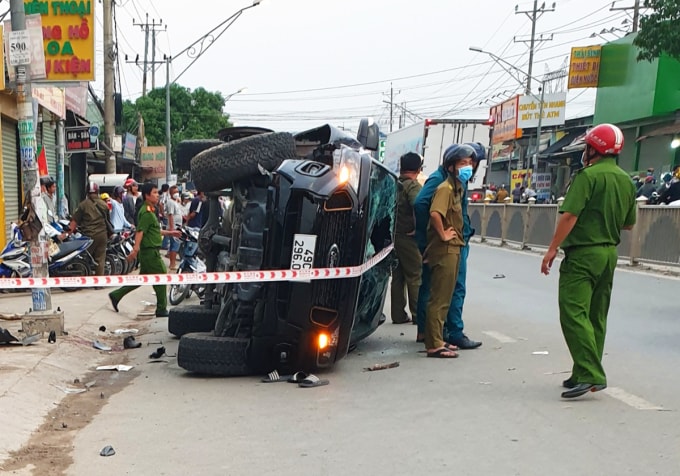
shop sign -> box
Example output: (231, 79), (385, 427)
(65, 125), (97, 152)
(141, 146), (166, 178)
(568, 46), (601, 89)
(24, 0), (95, 81)
(517, 92), (567, 128)
(490, 96), (522, 145)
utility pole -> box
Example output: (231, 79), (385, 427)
(382, 83), (401, 132)
(103, 0), (116, 173)
(514, 1), (556, 93)
(10, 0), (52, 312)
(611, 0), (643, 32)
(133, 15), (165, 95)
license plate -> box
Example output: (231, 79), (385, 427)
(290, 234), (316, 271)
(124, 242), (133, 252)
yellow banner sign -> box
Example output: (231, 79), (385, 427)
(568, 46), (601, 89)
(24, 0), (95, 81)
(511, 169), (532, 190)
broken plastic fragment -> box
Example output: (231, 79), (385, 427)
(93, 340), (112, 351)
(96, 364), (133, 372)
(532, 351), (550, 355)
(53, 385), (86, 395)
(21, 334), (40, 346)
(100, 445), (116, 457)
(363, 362), (400, 372)
(113, 328), (138, 335)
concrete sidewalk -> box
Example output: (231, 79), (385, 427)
(0, 284), (163, 465)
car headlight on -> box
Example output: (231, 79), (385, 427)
(333, 145), (361, 191)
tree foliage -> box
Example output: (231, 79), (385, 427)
(118, 84), (232, 168)
(634, 0), (680, 61)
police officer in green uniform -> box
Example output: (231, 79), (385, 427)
(424, 145), (475, 358)
(541, 124), (636, 399)
(391, 152), (424, 324)
(109, 182), (181, 317)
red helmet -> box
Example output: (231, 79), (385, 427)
(87, 182), (99, 194)
(584, 123), (624, 155)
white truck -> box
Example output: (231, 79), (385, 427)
(383, 119), (490, 200)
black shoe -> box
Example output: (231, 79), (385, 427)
(447, 335), (482, 350)
(563, 377), (577, 389)
(561, 383), (607, 399)
(155, 309), (169, 318)
(123, 336), (142, 349)
(108, 293), (120, 313)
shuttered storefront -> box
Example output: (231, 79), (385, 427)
(2, 118), (20, 243)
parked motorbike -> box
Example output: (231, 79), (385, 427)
(105, 231), (135, 276)
(0, 225), (31, 285)
(169, 226), (206, 306)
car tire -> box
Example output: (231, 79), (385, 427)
(190, 132), (297, 192)
(177, 332), (250, 376)
(168, 306), (218, 338)
(176, 139), (223, 171)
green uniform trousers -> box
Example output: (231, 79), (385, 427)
(390, 233), (422, 323)
(110, 248), (167, 311)
(425, 249), (460, 349)
(559, 245), (617, 386)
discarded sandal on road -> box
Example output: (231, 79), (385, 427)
(426, 347), (459, 359)
(123, 336), (142, 349)
(298, 374), (329, 388)
(261, 369), (293, 383)
(287, 371), (308, 384)
(149, 346), (166, 359)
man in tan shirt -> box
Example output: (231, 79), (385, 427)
(424, 145), (475, 358)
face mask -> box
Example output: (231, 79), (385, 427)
(457, 165), (473, 183)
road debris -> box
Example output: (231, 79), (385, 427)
(48, 331), (56, 343)
(52, 384), (86, 395)
(100, 445), (116, 457)
(0, 327), (18, 343)
(149, 346), (166, 359)
(363, 361), (400, 372)
(113, 328), (138, 335)
(92, 340), (112, 351)
(99, 326), (106, 332)
(96, 364), (133, 372)
(532, 351), (550, 355)
(22, 334), (40, 346)
(123, 336), (142, 349)
(493, 274), (506, 279)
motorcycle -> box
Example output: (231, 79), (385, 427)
(169, 226), (206, 306)
(8, 222), (95, 292)
(105, 231), (135, 276)
(0, 224), (31, 285)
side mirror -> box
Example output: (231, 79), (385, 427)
(357, 118), (380, 151)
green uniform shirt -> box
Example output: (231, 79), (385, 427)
(137, 203), (162, 249)
(72, 196), (109, 237)
(396, 175), (422, 235)
(426, 175), (465, 256)
(560, 157), (636, 250)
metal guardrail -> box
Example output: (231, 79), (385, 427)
(469, 202), (680, 267)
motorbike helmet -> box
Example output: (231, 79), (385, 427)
(399, 152), (423, 172)
(584, 123), (624, 156)
(124, 178), (138, 189)
(662, 172), (672, 183)
(113, 186), (125, 199)
(100, 192), (110, 200)
(87, 182), (99, 194)
(442, 144), (476, 168)
(464, 142), (486, 174)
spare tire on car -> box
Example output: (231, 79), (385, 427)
(190, 132), (297, 192)
(177, 332), (250, 376)
(176, 139), (224, 171)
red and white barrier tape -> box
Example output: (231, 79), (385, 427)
(0, 245), (394, 289)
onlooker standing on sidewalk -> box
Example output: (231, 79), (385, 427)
(110, 186), (133, 232)
(109, 183), (181, 318)
(123, 179), (141, 225)
(163, 186), (184, 270)
(495, 184), (509, 203)
(512, 183), (522, 203)
(70, 183), (110, 276)
(422, 146), (474, 358)
(541, 124), (636, 399)
(390, 152), (423, 324)
(186, 191), (208, 228)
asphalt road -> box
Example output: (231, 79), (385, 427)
(68, 244), (680, 476)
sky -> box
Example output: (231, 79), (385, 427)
(90, 0), (636, 133)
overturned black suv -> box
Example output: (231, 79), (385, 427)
(169, 121), (397, 376)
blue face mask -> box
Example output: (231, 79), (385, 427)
(458, 165), (473, 183)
